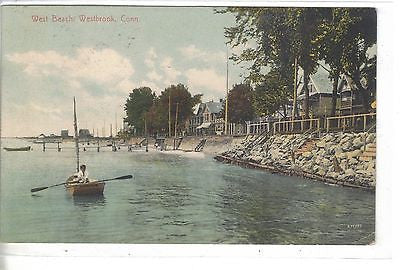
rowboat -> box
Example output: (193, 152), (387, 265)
(65, 179), (105, 196)
(65, 174), (105, 196)
(3, 146), (31, 151)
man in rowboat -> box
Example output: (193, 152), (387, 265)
(67, 164), (90, 184)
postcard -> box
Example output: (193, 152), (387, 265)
(0, 1), (393, 266)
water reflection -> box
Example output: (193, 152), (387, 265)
(72, 195), (107, 208)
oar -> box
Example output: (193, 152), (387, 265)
(30, 175), (133, 193)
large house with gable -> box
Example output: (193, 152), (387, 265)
(188, 100), (224, 135)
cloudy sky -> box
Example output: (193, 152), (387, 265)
(1, 5), (248, 137)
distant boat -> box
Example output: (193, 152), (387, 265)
(3, 146), (31, 151)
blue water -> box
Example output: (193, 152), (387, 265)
(0, 139), (375, 244)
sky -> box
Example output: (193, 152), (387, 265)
(1, 5), (249, 137)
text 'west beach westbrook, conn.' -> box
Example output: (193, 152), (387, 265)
(32, 14), (140, 23)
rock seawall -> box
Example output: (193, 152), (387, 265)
(217, 132), (376, 190)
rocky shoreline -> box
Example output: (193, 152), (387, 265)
(215, 132), (376, 190)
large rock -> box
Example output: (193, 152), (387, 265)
(270, 149), (281, 160)
(366, 161), (375, 172)
(342, 141), (353, 151)
(317, 168), (326, 176)
(316, 140), (326, 148)
(366, 133), (376, 144)
(302, 151), (313, 159)
(347, 149), (362, 159)
(321, 158), (331, 167)
(324, 134), (334, 142)
(353, 137), (364, 149)
(336, 152), (347, 160)
(334, 147), (343, 155)
(327, 171), (339, 179)
(251, 155), (263, 163)
(344, 168), (355, 177)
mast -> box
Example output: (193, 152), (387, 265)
(168, 92), (171, 137)
(224, 44), (229, 135)
(73, 97), (80, 173)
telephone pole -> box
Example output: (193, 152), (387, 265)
(224, 44), (229, 135)
(174, 102), (179, 138)
(292, 56), (298, 121)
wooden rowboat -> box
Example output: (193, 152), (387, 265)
(65, 179), (105, 196)
(3, 146), (31, 151)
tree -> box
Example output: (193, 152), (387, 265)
(339, 8), (376, 111)
(157, 83), (199, 136)
(253, 71), (291, 118)
(220, 7), (324, 118)
(287, 8), (327, 118)
(124, 87), (155, 135)
(222, 83), (255, 124)
(315, 8), (376, 115)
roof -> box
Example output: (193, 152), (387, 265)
(204, 101), (223, 114)
(297, 64), (332, 97)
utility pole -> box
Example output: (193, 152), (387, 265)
(173, 102), (179, 150)
(292, 56), (298, 121)
(168, 92), (172, 137)
(144, 116), (148, 152)
(174, 102), (179, 138)
(224, 44), (229, 135)
(110, 124), (113, 138)
(292, 57), (298, 132)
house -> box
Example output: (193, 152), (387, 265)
(197, 101), (223, 135)
(338, 75), (371, 115)
(296, 63), (376, 118)
(188, 100), (224, 135)
(188, 103), (205, 135)
(296, 65), (340, 118)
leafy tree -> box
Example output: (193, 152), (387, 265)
(157, 83), (199, 136)
(253, 71), (291, 118)
(339, 8), (376, 111)
(220, 7), (325, 118)
(145, 98), (165, 136)
(124, 87), (155, 135)
(315, 8), (376, 115)
(287, 8), (326, 118)
(222, 83), (255, 124)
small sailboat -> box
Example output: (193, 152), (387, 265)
(64, 97), (105, 196)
